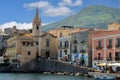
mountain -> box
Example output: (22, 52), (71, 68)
(42, 5), (120, 31)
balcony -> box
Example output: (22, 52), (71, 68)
(80, 50), (85, 53)
(96, 46), (103, 50)
(73, 50), (77, 53)
(107, 45), (112, 49)
(73, 40), (77, 44)
(115, 57), (120, 61)
(106, 57), (112, 61)
(94, 57), (103, 60)
(116, 44), (120, 48)
(58, 46), (68, 49)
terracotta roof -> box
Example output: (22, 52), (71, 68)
(40, 33), (57, 38)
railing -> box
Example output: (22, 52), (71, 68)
(73, 50), (77, 53)
(96, 46), (103, 50)
(107, 45), (112, 49)
(106, 57), (112, 61)
(58, 46), (69, 49)
(94, 57), (103, 60)
(80, 50), (85, 53)
(116, 44), (120, 48)
(115, 57), (120, 61)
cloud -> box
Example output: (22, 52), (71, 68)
(59, 0), (82, 7)
(44, 6), (71, 17)
(0, 21), (48, 32)
(23, 0), (82, 17)
(23, 1), (50, 9)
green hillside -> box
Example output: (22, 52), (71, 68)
(42, 5), (120, 31)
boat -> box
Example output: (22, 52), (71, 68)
(93, 74), (116, 80)
(93, 62), (117, 80)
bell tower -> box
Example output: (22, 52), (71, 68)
(32, 7), (41, 37)
(32, 7), (41, 58)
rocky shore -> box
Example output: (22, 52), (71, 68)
(0, 59), (93, 78)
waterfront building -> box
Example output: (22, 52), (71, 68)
(72, 29), (89, 66)
(71, 28), (105, 67)
(0, 33), (10, 55)
(58, 36), (71, 61)
(57, 27), (87, 62)
(108, 22), (120, 30)
(40, 33), (57, 59)
(92, 30), (120, 67)
(5, 34), (35, 65)
(49, 26), (74, 37)
(4, 7), (59, 66)
(4, 26), (28, 36)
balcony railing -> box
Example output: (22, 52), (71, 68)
(106, 57), (112, 61)
(58, 46), (69, 49)
(115, 57), (120, 61)
(94, 57), (103, 60)
(73, 50), (77, 53)
(96, 46), (103, 50)
(116, 44), (120, 48)
(80, 50), (85, 53)
(107, 45), (112, 49)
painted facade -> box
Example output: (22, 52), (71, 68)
(92, 30), (120, 67)
(72, 30), (89, 66)
(5, 34), (36, 66)
(108, 22), (120, 30)
(40, 33), (57, 59)
(58, 36), (71, 61)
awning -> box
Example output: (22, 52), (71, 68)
(97, 63), (120, 67)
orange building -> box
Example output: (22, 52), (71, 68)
(108, 22), (120, 30)
(49, 26), (87, 38)
(92, 30), (120, 67)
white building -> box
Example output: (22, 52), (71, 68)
(58, 36), (71, 61)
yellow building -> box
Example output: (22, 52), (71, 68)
(6, 34), (36, 65)
(108, 22), (120, 30)
(40, 33), (57, 59)
(5, 7), (58, 66)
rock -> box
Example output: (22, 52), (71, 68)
(75, 73), (80, 76)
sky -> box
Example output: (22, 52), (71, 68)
(0, 0), (119, 31)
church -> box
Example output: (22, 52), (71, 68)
(5, 7), (58, 66)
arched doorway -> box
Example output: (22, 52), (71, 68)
(46, 51), (50, 58)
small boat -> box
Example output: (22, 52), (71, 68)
(93, 74), (116, 80)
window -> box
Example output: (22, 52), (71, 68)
(22, 42), (25, 46)
(65, 41), (69, 47)
(46, 40), (50, 47)
(36, 41), (38, 45)
(36, 26), (39, 30)
(64, 50), (67, 55)
(31, 42), (33, 46)
(117, 38), (120, 46)
(60, 41), (62, 47)
(60, 33), (63, 37)
(98, 53), (101, 60)
(60, 50), (62, 58)
(28, 51), (31, 55)
(73, 40), (77, 44)
(109, 39), (112, 46)
(74, 46), (77, 53)
(109, 52), (112, 60)
(98, 41), (101, 47)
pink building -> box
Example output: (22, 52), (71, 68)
(92, 30), (120, 67)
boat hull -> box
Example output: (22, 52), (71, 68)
(94, 75), (116, 80)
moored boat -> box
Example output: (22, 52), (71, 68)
(94, 75), (116, 80)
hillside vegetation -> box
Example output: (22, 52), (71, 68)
(42, 5), (120, 31)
